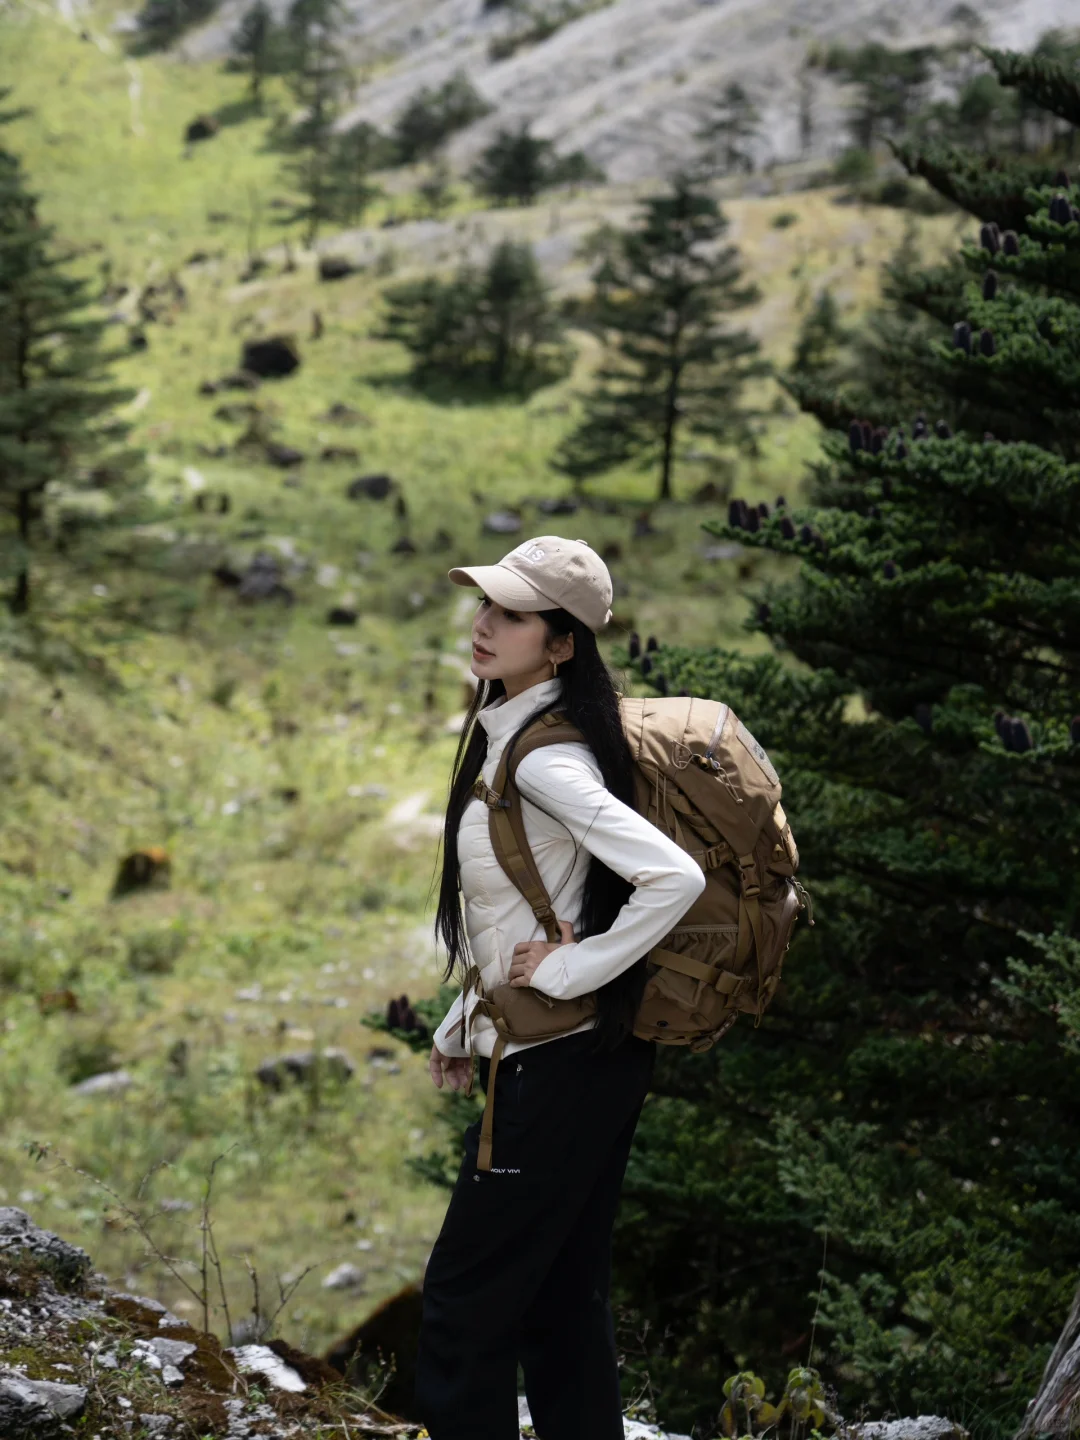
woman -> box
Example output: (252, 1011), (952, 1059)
(415, 536), (705, 1440)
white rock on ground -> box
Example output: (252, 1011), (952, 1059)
(227, 1345), (307, 1393)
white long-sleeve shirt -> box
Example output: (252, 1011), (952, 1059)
(432, 677), (705, 1059)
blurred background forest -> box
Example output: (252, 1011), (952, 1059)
(2, 0), (1080, 1434)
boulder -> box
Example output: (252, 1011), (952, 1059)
(112, 847), (171, 898)
(318, 256), (356, 282)
(264, 442), (305, 468)
(0, 1371), (87, 1437)
(184, 113), (219, 144)
(347, 473), (393, 501)
(241, 336), (300, 379)
(256, 1047), (356, 1092)
(0, 1208), (91, 1287)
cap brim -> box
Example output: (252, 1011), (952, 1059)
(448, 563), (556, 613)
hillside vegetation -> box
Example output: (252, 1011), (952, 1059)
(0, 0), (958, 1373)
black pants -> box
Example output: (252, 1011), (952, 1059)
(414, 1030), (654, 1440)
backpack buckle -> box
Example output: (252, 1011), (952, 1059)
(473, 775), (509, 809)
(738, 853), (761, 898)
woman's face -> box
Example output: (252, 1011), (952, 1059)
(470, 596), (573, 698)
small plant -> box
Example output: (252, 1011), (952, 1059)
(719, 1366), (828, 1439)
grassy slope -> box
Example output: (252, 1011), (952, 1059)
(0, 0), (960, 1362)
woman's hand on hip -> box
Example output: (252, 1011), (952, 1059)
(508, 920), (576, 987)
(429, 1044), (472, 1092)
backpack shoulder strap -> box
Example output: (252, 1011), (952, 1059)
(473, 713), (585, 943)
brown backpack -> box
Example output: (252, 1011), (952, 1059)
(464, 696), (812, 1170)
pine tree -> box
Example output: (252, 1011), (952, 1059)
(554, 176), (765, 502)
(392, 71), (491, 165)
(229, 0), (278, 109)
(694, 82), (761, 178)
(0, 98), (138, 615)
(469, 124), (601, 206)
(612, 45), (1080, 1431)
(279, 0), (354, 245)
(377, 239), (570, 390)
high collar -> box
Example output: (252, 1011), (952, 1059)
(477, 677), (562, 747)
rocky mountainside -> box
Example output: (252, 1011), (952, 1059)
(181, 0), (1078, 181)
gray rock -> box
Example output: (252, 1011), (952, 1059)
(72, 1068), (133, 1096)
(851, 1420), (969, 1440)
(0, 1208), (92, 1286)
(139, 1417), (174, 1437)
(322, 1261), (366, 1291)
(161, 1363), (185, 1387)
(483, 510), (522, 535)
(149, 1337), (196, 1367)
(0, 1370), (87, 1437)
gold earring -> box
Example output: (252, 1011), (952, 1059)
(551, 659), (559, 677)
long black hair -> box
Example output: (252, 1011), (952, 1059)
(435, 606), (646, 1051)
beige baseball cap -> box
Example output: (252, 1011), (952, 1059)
(449, 535), (613, 632)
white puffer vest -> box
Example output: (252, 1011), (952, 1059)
(433, 678), (706, 1060)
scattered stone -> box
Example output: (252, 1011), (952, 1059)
(0, 1208), (91, 1286)
(320, 402), (371, 426)
(484, 509), (522, 535)
(139, 1416), (173, 1437)
(264, 442), (305, 468)
(112, 846), (172, 899)
(319, 445), (359, 462)
(184, 113), (219, 144)
(318, 255), (356, 281)
(228, 1344), (306, 1392)
(72, 1069), (133, 1097)
(161, 1363), (184, 1386)
(236, 553), (295, 606)
(347, 473), (393, 501)
(149, 1337), (197, 1367)
(218, 369), (261, 391)
(241, 336), (300, 379)
(702, 542), (743, 561)
(322, 1262), (366, 1291)
(255, 1047), (356, 1092)
(198, 378), (220, 396)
